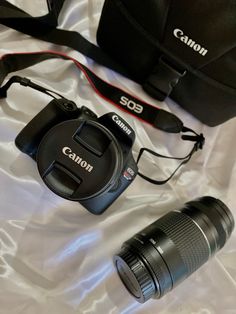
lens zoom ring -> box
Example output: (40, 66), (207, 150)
(119, 248), (155, 301)
(155, 212), (210, 274)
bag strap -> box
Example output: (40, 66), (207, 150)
(0, 0), (186, 101)
(0, 0), (200, 100)
(0, 0), (131, 79)
(46, 0), (66, 22)
(0, 0), (64, 27)
(0, 0), (182, 98)
(0, 50), (205, 184)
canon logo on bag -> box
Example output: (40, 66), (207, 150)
(173, 29), (208, 56)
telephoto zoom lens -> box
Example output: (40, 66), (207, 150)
(114, 196), (234, 303)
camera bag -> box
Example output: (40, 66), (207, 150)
(0, 0), (236, 126)
(97, 0), (236, 126)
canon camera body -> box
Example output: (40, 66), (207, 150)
(15, 98), (138, 214)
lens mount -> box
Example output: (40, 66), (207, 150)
(114, 248), (156, 303)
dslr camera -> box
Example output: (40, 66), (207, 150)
(15, 98), (138, 214)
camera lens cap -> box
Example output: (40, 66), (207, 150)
(37, 119), (123, 201)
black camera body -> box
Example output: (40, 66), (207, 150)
(15, 98), (138, 214)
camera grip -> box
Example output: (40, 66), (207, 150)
(15, 98), (79, 159)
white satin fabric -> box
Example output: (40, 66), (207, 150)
(0, 1), (235, 313)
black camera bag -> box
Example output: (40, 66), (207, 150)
(0, 0), (236, 126)
(97, 0), (236, 126)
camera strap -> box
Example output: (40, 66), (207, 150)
(0, 51), (204, 184)
(137, 128), (204, 184)
(0, 51), (184, 133)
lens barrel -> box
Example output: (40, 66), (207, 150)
(114, 196), (234, 303)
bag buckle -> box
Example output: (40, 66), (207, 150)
(143, 57), (186, 101)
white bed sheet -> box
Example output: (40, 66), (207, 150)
(0, 1), (235, 313)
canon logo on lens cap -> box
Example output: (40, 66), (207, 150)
(62, 146), (94, 172)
